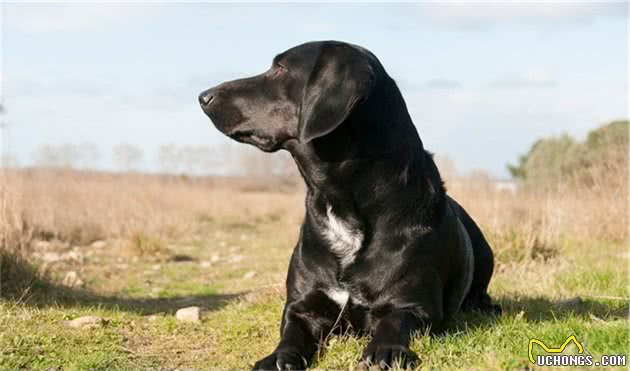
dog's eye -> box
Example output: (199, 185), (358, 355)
(271, 63), (287, 78)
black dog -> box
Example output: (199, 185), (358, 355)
(199, 41), (500, 370)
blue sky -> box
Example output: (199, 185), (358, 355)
(1, 2), (628, 177)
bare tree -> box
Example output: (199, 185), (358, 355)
(235, 146), (275, 176)
(33, 145), (59, 168)
(33, 143), (100, 169)
(76, 143), (100, 169)
(196, 146), (222, 175)
(179, 145), (221, 175)
(0, 153), (19, 169)
(33, 144), (77, 168)
(157, 144), (182, 174)
(113, 144), (143, 172)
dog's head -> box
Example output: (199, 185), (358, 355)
(199, 41), (379, 152)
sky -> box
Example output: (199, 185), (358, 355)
(1, 2), (628, 177)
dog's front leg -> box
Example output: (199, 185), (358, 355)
(253, 290), (341, 371)
(361, 307), (442, 369)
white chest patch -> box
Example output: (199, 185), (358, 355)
(323, 205), (363, 267)
(325, 288), (350, 306)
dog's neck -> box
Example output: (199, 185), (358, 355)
(286, 99), (446, 228)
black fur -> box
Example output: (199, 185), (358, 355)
(199, 41), (500, 370)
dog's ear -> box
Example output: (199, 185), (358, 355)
(298, 46), (375, 143)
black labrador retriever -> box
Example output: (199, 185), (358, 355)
(199, 41), (500, 370)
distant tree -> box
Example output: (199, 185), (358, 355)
(0, 153), (19, 168)
(33, 144), (77, 168)
(506, 120), (628, 187)
(237, 146), (273, 176)
(525, 134), (576, 182)
(506, 134), (575, 182)
(585, 120), (629, 150)
(507, 154), (527, 180)
(157, 144), (182, 174)
(33, 143), (99, 169)
(33, 145), (60, 168)
(195, 146), (222, 175)
(113, 144), (143, 172)
(155, 144), (222, 175)
(76, 143), (100, 169)
(179, 145), (221, 175)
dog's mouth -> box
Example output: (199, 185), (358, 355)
(229, 130), (278, 152)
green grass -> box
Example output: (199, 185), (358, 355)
(1, 216), (627, 370)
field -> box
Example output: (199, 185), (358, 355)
(0, 167), (628, 370)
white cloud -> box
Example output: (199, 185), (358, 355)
(425, 2), (625, 28)
(490, 68), (557, 88)
(402, 79), (627, 175)
(5, 3), (156, 33)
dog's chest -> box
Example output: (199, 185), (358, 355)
(321, 205), (364, 267)
(325, 286), (369, 307)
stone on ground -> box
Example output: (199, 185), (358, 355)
(176, 306), (201, 323)
(65, 316), (106, 329)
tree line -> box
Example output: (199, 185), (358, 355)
(507, 120), (628, 188)
(22, 143), (297, 177)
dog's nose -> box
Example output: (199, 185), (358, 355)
(198, 89), (215, 106)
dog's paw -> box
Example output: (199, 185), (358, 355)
(462, 293), (502, 315)
(252, 350), (308, 371)
(473, 302), (502, 315)
(360, 344), (418, 370)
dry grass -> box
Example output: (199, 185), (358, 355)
(0, 139), (626, 299)
(1, 148), (626, 293)
(447, 144), (627, 262)
(3, 169), (303, 245)
(0, 155), (627, 370)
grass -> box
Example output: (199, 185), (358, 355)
(1, 215), (628, 370)
(0, 168), (628, 370)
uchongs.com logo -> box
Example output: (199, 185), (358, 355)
(528, 335), (627, 367)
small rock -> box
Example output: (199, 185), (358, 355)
(210, 254), (220, 263)
(176, 306), (201, 323)
(151, 264), (161, 271)
(90, 240), (107, 249)
(240, 234), (249, 241)
(589, 313), (605, 322)
(65, 316), (105, 329)
(243, 271), (257, 279)
(62, 271), (84, 287)
(200, 260), (212, 268)
(229, 254), (244, 263)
